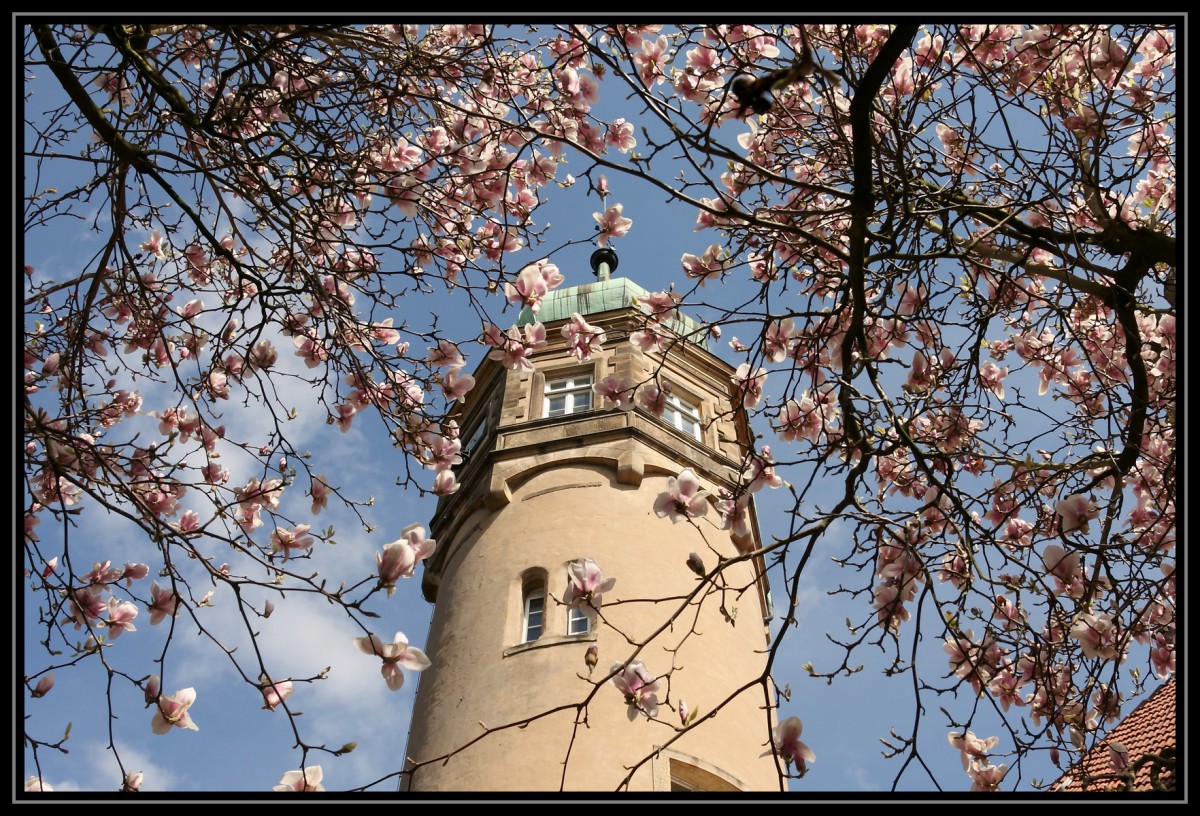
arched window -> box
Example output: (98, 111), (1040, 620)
(668, 758), (741, 792)
(521, 580), (546, 643)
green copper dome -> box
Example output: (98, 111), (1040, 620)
(516, 275), (709, 350)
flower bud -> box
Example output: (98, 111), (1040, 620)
(42, 353), (61, 376)
(31, 673), (54, 698)
(144, 675), (160, 705)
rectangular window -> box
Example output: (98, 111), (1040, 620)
(663, 392), (701, 439)
(522, 589), (545, 643)
(545, 373), (593, 418)
(567, 605), (590, 636)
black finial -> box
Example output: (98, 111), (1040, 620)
(590, 247), (619, 279)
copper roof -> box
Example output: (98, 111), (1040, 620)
(517, 276), (710, 350)
(1053, 678), (1177, 792)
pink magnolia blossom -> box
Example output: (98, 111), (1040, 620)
(139, 229), (166, 259)
(593, 203), (632, 246)
(610, 660), (660, 717)
(653, 469), (709, 523)
(1108, 741), (1131, 772)
(717, 492), (751, 539)
(422, 433), (462, 471)
(441, 366), (475, 403)
(504, 260), (563, 312)
(121, 771), (144, 792)
(261, 678), (294, 710)
(147, 580), (180, 625)
(638, 381), (670, 416)
(936, 122), (981, 175)
(1041, 544), (1086, 598)
(270, 524), (315, 559)
(634, 35), (670, 86)
(992, 593), (1024, 629)
(987, 665), (1027, 712)
(967, 760), (1008, 792)
(978, 361), (1008, 399)
(68, 585), (107, 629)
(732, 363), (767, 409)
(428, 339), (466, 370)
(95, 70), (132, 105)
(1055, 493), (1099, 534)
(25, 775), (54, 792)
(275, 766), (324, 792)
(151, 687), (199, 734)
(106, 598), (139, 639)
(309, 474), (332, 515)
(563, 558), (616, 622)
(504, 264), (549, 311)
(432, 470), (460, 496)
(764, 318), (796, 362)
(248, 338), (278, 372)
(27, 515), (43, 546)
(681, 243), (727, 285)
(562, 313), (606, 361)
(948, 730), (999, 772)
(740, 446), (782, 492)
(334, 401), (358, 433)
(377, 524), (437, 595)
(999, 517), (1034, 549)
(1150, 633), (1175, 679)
(1069, 611), (1126, 661)
(593, 375), (636, 411)
(354, 631), (431, 691)
(484, 323), (538, 371)
(638, 289), (681, 320)
(775, 394), (825, 444)
(629, 323), (666, 354)
(944, 630), (991, 696)
(86, 560), (124, 585)
(773, 716), (816, 772)
(236, 476), (284, 512)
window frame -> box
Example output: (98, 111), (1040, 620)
(566, 604), (591, 636)
(543, 372), (594, 418)
(662, 391), (702, 440)
(521, 584), (546, 644)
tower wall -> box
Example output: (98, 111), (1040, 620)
(403, 296), (779, 792)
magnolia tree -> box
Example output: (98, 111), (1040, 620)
(22, 22), (1175, 793)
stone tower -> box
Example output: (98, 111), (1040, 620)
(402, 258), (778, 792)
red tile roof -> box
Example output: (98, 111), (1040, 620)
(1053, 678), (1176, 792)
